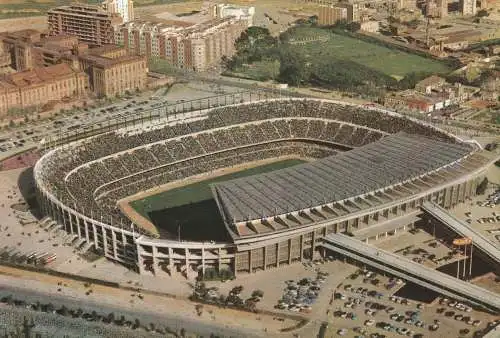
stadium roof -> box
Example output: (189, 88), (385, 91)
(212, 133), (472, 224)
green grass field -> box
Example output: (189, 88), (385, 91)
(131, 159), (305, 241)
(227, 60), (280, 81)
(289, 27), (452, 78)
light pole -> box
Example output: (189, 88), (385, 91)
(468, 240), (473, 280)
(462, 244), (467, 279)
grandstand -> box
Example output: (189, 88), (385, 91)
(33, 98), (495, 277)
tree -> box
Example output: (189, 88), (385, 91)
(476, 177), (488, 195)
(107, 312), (115, 323)
(196, 304), (204, 316)
(58, 305), (69, 316)
(278, 47), (308, 86)
(230, 285), (244, 296)
(251, 290), (264, 298)
(477, 9), (489, 17)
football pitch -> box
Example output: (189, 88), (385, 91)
(130, 159), (306, 241)
(288, 27), (452, 78)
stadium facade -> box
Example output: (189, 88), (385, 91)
(33, 99), (495, 278)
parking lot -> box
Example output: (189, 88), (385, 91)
(323, 266), (499, 338)
(449, 184), (500, 244)
(0, 81), (258, 162)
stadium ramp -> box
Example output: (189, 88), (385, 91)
(422, 201), (500, 268)
(321, 233), (500, 313)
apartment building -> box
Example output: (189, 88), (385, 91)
(0, 63), (87, 115)
(426, 0), (448, 18)
(79, 45), (147, 97)
(102, 0), (134, 23)
(48, 3), (123, 46)
(115, 17), (246, 72)
(460, 0), (476, 16)
(336, 2), (361, 22)
(318, 5), (348, 26)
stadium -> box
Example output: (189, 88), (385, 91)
(33, 98), (494, 279)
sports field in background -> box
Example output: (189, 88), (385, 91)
(130, 159), (306, 241)
(287, 27), (452, 78)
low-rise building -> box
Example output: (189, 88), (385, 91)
(0, 63), (88, 116)
(0, 29), (41, 72)
(383, 78), (478, 113)
(79, 45), (147, 97)
(209, 4), (255, 27)
(0, 29), (146, 100)
(415, 75), (446, 94)
(360, 20), (379, 33)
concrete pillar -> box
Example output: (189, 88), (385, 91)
(299, 235), (304, 261)
(168, 247), (174, 272)
(288, 239), (292, 264)
(218, 248), (222, 272)
(121, 231), (127, 257)
(112, 231), (118, 259)
(311, 231), (316, 254)
(184, 248), (189, 274)
(84, 220), (90, 243)
(152, 246), (158, 275)
(92, 223), (98, 249)
(248, 250), (253, 272)
(263, 246), (267, 270)
(68, 210), (74, 235)
(233, 253), (237, 277)
(276, 242), (280, 267)
(201, 248), (206, 276)
(102, 226), (108, 255)
(76, 214), (82, 239)
(137, 245), (146, 275)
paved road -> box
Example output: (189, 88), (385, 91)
(0, 286), (261, 338)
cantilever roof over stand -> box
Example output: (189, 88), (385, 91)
(212, 133), (472, 227)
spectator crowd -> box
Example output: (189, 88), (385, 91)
(36, 99), (456, 236)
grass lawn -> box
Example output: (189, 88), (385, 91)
(227, 60), (280, 81)
(289, 27), (452, 78)
(131, 159), (305, 241)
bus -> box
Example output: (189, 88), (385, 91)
(41, 254), (57, 265)
(34, 252), (49, 265)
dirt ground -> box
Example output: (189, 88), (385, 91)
(0, 264), (300, 337)
(0, 15), (46, 33)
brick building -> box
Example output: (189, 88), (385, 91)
(79, 45), (147, 97)
(0, 63), (87, 115)
(0, 29), (42, 72)
(115, 17), (246, 72)
(48, 3), (123, 46)
(0, 29), (147, 103)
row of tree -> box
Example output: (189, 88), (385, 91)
(0, 294), (186, 337)
(191, 282), (264, 312)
